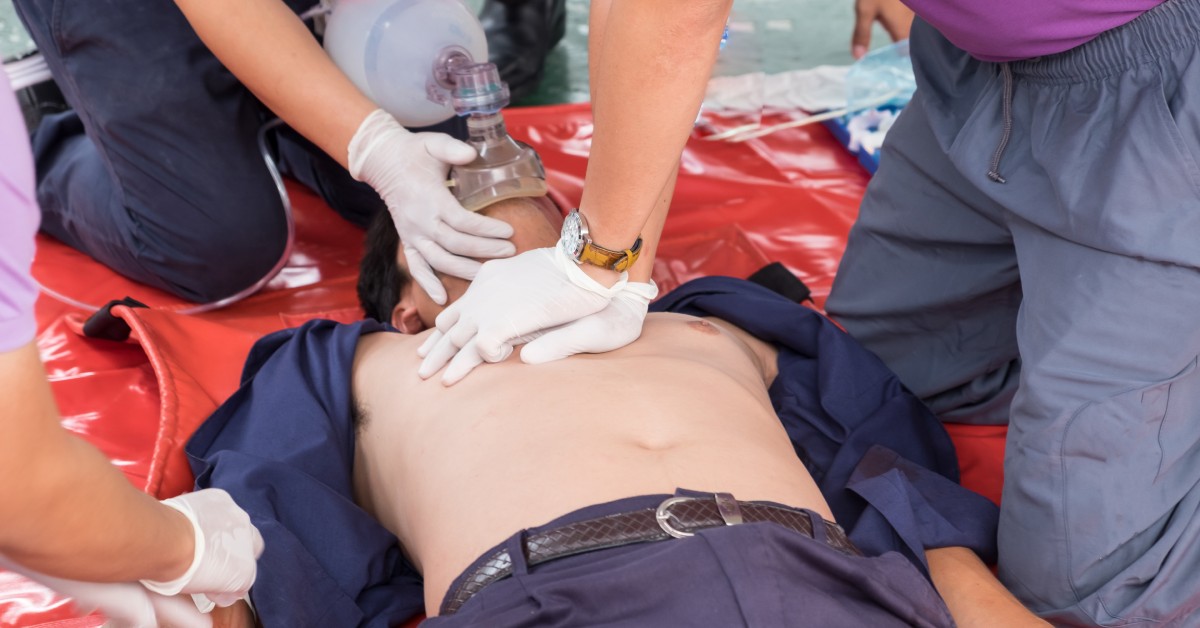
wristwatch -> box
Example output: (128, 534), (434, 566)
(558, 209), (643, 272)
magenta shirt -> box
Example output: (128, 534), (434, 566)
(904, 0), (1165, 62)
(0, 72), (41, 352)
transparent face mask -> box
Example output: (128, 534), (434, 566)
(448, 115), (548, 211)
(446, 63), (548, 212)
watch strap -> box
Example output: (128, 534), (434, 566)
(578, 237), (643, 272)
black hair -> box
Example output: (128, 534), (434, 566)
(357, 210), (411, 323)
(351, 396), (369, 434)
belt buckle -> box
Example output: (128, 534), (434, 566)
(656, 493), (744, 539)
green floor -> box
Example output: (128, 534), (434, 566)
(3, 0), (888, 106)
(518, 0), (888, 106)
(0, 1), (34, 61)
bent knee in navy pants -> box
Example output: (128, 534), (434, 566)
(13, 0), (462, 302)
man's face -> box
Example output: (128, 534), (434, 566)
(390, 196), (563, 333)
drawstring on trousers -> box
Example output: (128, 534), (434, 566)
(987, 63), (1014, 184)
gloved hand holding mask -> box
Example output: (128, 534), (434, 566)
(349, 109), (517, 305)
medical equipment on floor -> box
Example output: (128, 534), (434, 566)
(845, 40), (915, 115)
(823, 41), (914, 173)
(700, 40), (916, 152)
(844, 108), (897, 155)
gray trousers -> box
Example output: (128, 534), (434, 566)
(826, 0), (1200, 624)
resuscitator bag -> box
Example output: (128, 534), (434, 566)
(323, 0), (488, 127)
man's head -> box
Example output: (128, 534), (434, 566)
(358, 196), (563, 332)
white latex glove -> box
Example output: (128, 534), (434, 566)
(417, 246), (627, 385)
(520, 280), (659, 364)
(349, 109), (516, 305)
(0, 556), (209, 628)
(140, 489), (264, 608)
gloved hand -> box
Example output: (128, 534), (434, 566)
(417, 246), (628, 385)
(349, 109), (516, 305)
(140, 489), (264, 608)
(0, 556), (209, 628)
(520, 280), (659, 364)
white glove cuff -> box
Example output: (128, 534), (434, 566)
(347, 109), (407, 182)
(623, 280), (659, 302)
(140, 499), (205, 597)
(552, 246), (628, 298)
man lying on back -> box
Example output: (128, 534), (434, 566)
(195, 197), (1043, 627)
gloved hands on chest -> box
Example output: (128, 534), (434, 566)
(417, 246), (658, 385)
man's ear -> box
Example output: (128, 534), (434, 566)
(390, 303), (426, 334)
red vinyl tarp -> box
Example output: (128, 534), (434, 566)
(3, 103), (1005, 627)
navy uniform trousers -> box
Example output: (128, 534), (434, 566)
(12, 0), (463, 302)
(424, 492), (954, 628)
(827, 1), (1200, 624)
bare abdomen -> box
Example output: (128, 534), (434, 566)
(355, 315), (832, 612)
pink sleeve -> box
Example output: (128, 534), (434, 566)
(0, 72), (42, 352)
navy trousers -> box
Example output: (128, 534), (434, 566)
(12, 0), (463, 301)
(424, 492), (955, 628)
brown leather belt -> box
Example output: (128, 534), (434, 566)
(440, 493), (861, 615)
